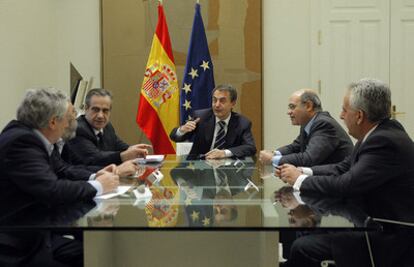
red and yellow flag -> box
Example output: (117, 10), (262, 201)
(136, 3), (178, 154)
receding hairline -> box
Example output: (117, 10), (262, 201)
(292, 88), (318, 97)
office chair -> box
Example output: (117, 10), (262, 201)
(364, 217), (414, 267)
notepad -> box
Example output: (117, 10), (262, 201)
(95, 186), (131, 200)
(134, 155), (165, 164)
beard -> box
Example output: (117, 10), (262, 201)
(62, 119), (78, 141)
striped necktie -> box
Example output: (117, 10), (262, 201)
(214, 121), (226, 149)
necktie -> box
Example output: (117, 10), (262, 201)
(50, 144), (61, 169)
(51, 144), (60, 160)
(214, 121), (226, 149)
(96, 132), (104, 149)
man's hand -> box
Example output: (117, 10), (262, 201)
(96, 164), (117, 177)
(259, 150), (274, 164)
(117, 160), (138, 177)
(120, 144), (152, 161)
(279, 164), (302, 185)
(96, 172), (119, 194)
(179, 118), (200, 134)
(205, 149), (226, 159)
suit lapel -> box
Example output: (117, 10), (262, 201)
(225, 112), (238, 147)
(351, 141), (362, 164)
(299, 127), (307, 152)
(81, 116), (99, 146)
(204, 113), (216, 149)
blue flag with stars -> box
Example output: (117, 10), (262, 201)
(180, 3), (215, 124)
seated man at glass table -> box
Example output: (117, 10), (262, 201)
(277, 78), (414, 267)
(0, 88), (120, 267)
(259, 89), (353, 167)
(66, 88), (152, 166)
(169, 84), (257, 159)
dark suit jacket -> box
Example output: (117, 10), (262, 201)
(0, 120), (97, 215)
(278, 111), (353, 166)
(60, 143), (101, 173)
(169, 109), (256, 158)
(291, 120), (414, 267)
(67, 115), (129, 165)
(302, 119), (414, 222)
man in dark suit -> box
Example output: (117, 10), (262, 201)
(67, 88), (151, 166)
(278, 78), (414, 267)
(260, 89), (353, 167)
(169, 84), (256, 159)
(0, 88), (120, 266)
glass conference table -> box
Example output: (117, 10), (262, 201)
(0, 155), (375, 267)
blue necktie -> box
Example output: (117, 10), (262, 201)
(214, 121), (226, 149)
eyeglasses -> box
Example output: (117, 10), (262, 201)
(288, 104), (298, 110)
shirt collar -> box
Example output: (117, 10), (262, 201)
(215, 113), (231, 125)
(93, 128), (104, 136)
(55, 138), (65, 154)
(304, 114), (317, 135)
(362, 124), (379, 143)
(33, 129), (54, 156)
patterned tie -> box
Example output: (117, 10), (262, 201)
(214, 121), (226, 149)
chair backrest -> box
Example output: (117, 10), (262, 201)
(176, 142), (193, 156)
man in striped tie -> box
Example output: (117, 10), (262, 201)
(170, 84), (256, 159)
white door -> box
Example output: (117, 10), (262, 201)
(390, 0), (414, 138)
(311, 0), (390, 127)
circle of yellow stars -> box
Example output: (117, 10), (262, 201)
(181, 60), (211, 121)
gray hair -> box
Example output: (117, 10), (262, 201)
(300, 90), (322, 111)
(17, 88), (69, 129)
(347, 78), (391, 123)
(85, 88), (113, 108)
(213, 84), (238, 102)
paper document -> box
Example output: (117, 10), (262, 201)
(134, 155), (165, 164)
(95, 185), (131, 200)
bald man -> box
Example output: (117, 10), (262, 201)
(260, 89), (353, 167)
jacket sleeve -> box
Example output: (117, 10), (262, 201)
(277, 134), (302, 155)
(7, 138), (97, 204)
(228, 120), (257, 158)
(279, 120), (342, 166)
(300, 135), (399, 197)
(69, 134), (123, 165)
(169, 127), (194, 142)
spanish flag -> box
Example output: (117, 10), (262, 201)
(136, 3), (178, 154)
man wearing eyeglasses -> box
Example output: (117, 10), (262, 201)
(67, 88), (152, 166)
(260, 89), (353, 167)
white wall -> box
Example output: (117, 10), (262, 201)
(56, 0), (101, 94)
(0, 0), (101, 129)
(263, 0), (312, 149)
(0, 0), (58, 129)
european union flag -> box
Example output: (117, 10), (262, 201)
(180, 3), (215, 124)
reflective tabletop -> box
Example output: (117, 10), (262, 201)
(0, 155), (376, 231)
